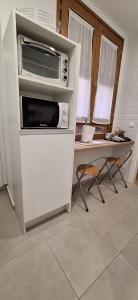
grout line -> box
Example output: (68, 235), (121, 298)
(79, 249), (121, 299)
(38, 198), (102, 240)
(119, 253), (138, 274)
(83, 206), (138, 253)
(108, 201), (138, 230)
(79, 229), (138, 297)
(79, 252), (119, 299)
(45, 216), (118, 299)
(118, 232), (138, 270)
(39, 214), (85, 240)
(84, 218), (120, 253)
(0, 238), (47, 270)
(119, 232), (138, 256)
(0, 184), (137, 293)
(43, 190), (138, 299)
(45, 237), (79, 299)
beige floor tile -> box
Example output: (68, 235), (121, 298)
(0, 213), (44, 266)
(127, 184), (138, 194)
(119, 187), (138, 208)
(110, 188), (138, 226)
(122, 234), (138, 271)
(85, 204), (137, 251)
(48, 219), (117, 297)
(81, 255), (138, 300)
(0, 242), (77, 300)
(39, 204), (85, 239)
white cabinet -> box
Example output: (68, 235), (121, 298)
(4, 9), (80, 231)
(20, 133), (74, 223)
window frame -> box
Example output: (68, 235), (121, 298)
(57, 0), (124, 138)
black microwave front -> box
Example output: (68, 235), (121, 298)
(20, 96), (69, 129)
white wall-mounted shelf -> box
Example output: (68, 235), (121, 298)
(16, 10), (76, 53)
(19, 75), (74, 96)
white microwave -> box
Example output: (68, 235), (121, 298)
(20, 96), (69, 129)
(17, 35), (69, 87)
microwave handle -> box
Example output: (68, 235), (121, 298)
(57, 103), (69, 128)
(24, 41), (60, 57)
(57, 103), (62, 128)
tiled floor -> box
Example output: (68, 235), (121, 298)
(0, 179), (138, 299)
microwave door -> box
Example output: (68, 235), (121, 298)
(21, 42), (60, 81)
(21, 96), (60, 129)
(23, 41), (60, 57)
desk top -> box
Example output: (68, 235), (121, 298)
(75, 140), (134, 152)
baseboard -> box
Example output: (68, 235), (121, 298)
(7, 185), (15, 208)
(25, 205), (67, 230)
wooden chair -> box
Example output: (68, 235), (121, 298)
(73, 157), (108, 212)
(97, 148), (133, 189)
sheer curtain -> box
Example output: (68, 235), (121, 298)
(68, 10), (94, 122)
(92, 36), (117, 124)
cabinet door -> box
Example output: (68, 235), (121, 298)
(20, 133), (74, 223)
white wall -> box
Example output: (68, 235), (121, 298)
(0, 0), (56, 35)
(116, 35), (138, 141)
(115, 35), (138, 183)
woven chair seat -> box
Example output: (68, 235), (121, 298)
(77, 164), (99, 176)
(106, 157), (124, 167)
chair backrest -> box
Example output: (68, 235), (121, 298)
(119, 148), (132, 164)
(87, 156), (107, 167)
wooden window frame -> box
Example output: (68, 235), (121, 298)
(57, 0), (124, 139)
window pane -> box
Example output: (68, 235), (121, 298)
(68, 10), (93, 122)
(92, 36), (117, 124)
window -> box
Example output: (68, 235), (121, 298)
(92, 36), (117, 124)
(57, 0), (124, 138)
(68, 10), (93, 122)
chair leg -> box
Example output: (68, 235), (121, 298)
(72, 172), (80, 195)
(87, 178), (95, 192)
(105, 163), (118, 194)
(111, 167), (118, 178)
(118, 167), (128, 188)
(88, 162), (106, 191)
(98, 163), (115, 185)
(94, 175), (105, 203)
(98, 169), (108, 185)
(72, 171), (85, 195)
(76, 173), (89, 212)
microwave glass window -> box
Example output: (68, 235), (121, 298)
(22, 97), (59, 128)
(22, 44), (59, 79)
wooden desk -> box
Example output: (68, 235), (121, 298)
(75, 140), (134, 152)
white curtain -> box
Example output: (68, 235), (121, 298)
(92, 36), (117, 124)
(68, 10), (94, 122)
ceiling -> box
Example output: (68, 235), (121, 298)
(89, 0), (138, 36)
